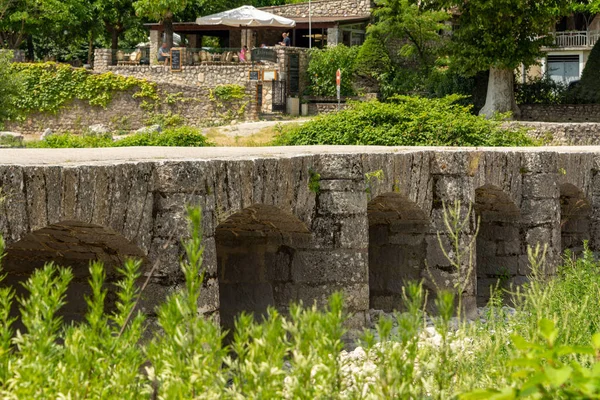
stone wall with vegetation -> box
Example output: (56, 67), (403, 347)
(519, 104), (600, 123)
(7, 82), (257, 135)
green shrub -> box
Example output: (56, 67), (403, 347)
(354, 33), (392, 91)
(274, 95), (536, 147)
(26, 133), (115, 148)
(27, 127), (213, 148)
(0, 51), (24, 128)
(305, 45), (359, 97)
(515, 74), (568, 105)
(115, 127), (213, 147)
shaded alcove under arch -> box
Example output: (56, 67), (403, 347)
(1, 221), (147, 327)
(216, 204), (311, 332)
(475, 185), (522, 307)
(560, 183), (591, 255)
(367, 193), (430, 311)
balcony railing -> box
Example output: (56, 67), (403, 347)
(550, 30), (600, 48)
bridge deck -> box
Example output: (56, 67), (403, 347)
(2, 145), (600, 165)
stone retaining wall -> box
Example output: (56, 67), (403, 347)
(6, 82), (258, 135)
(507, 122), (600, 146)
(101, 63), (276, 88)
(519, 104), (600, 123)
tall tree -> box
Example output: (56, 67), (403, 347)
(371, 0), (450, 72)
(0, 0), (88, 52)
(94, 0), (139, 51)
(442, 0), (570, 118)
(133, 0), (209, 48)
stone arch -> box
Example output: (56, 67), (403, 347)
(367, 193), (430, 311)
(1, 221), (147, 327)
(560, 183), (591, 255)
(474, 185), (521, 306)
(216, 204), (311, 331)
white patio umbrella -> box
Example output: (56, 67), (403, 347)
(195, 5), (296, 28)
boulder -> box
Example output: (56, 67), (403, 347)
(88, 124), (110, 135)
(40, 128), (53, 140)
(0, 131), (24, 141)
(134, 124), (162, 134)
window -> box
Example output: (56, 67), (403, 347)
(547, 55), (580, 84)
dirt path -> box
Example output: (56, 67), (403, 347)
(203, 117), (312, 146)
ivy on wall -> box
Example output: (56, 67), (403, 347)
(10, 63), (159, 115)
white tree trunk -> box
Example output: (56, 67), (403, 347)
(479, 67), (520, 119)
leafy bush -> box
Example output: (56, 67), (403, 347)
(305, 45), (359, 97)
(9, 62), (158, 115)
(27, 127), (213, 148)
(0, 51), (24, 128)
(354, 33), (392, 92)
(274, 95), (535, 147)
(26, 133), (115, 148)
(515, 74), (568, 105)
(115, 126), (213, 147)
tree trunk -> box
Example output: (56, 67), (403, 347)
(87, 31), (94, 66)
(111, 29), (119, 51)
(164, 14), (174, 48)
(479, 67), (520, 119)
(26, 35), (34, 61)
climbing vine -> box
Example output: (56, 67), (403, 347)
(10, 63), (159, 115)
(208, 84), (248, 122)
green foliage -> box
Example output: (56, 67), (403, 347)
(0, 51), (23, 128)
(445, 0), (570, 74)
(211, 84), (245, 102)
(274, 96), (536, 147)
(515, 74), (568, 105)
(115, 126), (213, 147)
(308, 168), (321, 194)
(145, 111), (185, 128)
(371, 0), (450, 71)
(27, 127), (213, 148)
(26, 133), (116, 148)
(354, 33), (392, 89)
(306, 45), (359, 97)
(10, 63), (158, 115)
(568, 38), (600, 103)
(2, 202), (600, 397)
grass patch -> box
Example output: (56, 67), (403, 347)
(205, 122), (301, 147)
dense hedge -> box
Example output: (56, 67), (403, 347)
(274, 95), (535, 147)
(10, 62), (158, 115)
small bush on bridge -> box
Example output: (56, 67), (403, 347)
(273, 95), (535, 147)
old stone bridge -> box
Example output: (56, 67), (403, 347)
(0, 147), (597, 328)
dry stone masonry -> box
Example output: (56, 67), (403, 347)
(0, 147), (597, 328)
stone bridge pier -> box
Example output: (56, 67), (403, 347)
(0, 147), (598, 329)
